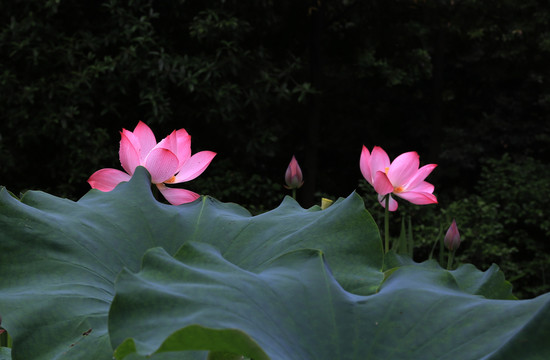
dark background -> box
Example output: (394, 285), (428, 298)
(1, 0), (549, 298)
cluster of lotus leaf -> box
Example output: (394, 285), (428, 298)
(1, 167), (549, 359)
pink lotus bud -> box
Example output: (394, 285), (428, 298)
(284, 156), (304, 189)
(444, 219), (461, 251)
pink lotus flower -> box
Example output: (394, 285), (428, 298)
(88, 121), (216, 205)
(444, 219), (461, 251)
(360, 145), (437, 211)
(284, 156), (304, 189)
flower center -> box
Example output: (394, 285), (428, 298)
(394, 186), (404, 193)
(165, 175), (177, 183)
(384, 166), (390, 174)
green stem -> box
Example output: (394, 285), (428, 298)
(428, 225), (443, 261)
(447, 249), (455, 270)
(292, 188), (296, 200)
(0, 330), (11, 348)
(384, 195), (390, 253)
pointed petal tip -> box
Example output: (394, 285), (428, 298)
(87, 168), (131, 192)
(173, 151), (216, 183)
(157, 184), (200, 205)
(360, 146), (373, 184)
(396, 191), (438, 205)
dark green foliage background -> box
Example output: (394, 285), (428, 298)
(1, 0), (549, 296)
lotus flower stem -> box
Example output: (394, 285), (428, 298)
(447, 250), (455, 270)
(428, 224), (443, 260)
(292, 188), (297, 200)
(384, 195), (390, 253)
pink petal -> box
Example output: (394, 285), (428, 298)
(173, 151), (217, 183)
(119, 129), (141, 175)
(175, 129), (192, 170)
(286, 156), (302, 179)
(133, 121), (157, 161)
(87, 168), (131, 191)
(285, 155), (304, 189)
(404, 164), (437, 190)
(144, 148), (179, 184)
(360, 145), (372, 184)
(408, 181), (435, 194)
(370, 146), (391, 179)
(155, 130), (178, 156)
(373, 171), (394, 196)
(157, 183), (200, 205)
(176, 128), (190, 137)
(387, 151), (419, 187)
(395, 191), (438, 205)
(378, 194), (398, 211)
(444, 219), (461, 250)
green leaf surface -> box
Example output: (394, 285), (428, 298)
(383, 252), (515, 300)
(0, 167), (381, 359)
(0, 348), (11, 360)
(110, 244), (550, 359)
(450, 263), (515, 300)
(1, 167), (548, 359)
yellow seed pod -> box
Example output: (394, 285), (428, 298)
(321, 198), (333, 210)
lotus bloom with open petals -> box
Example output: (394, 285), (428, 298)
(360, 145), (437, 211)
(88, 121), (216, 205)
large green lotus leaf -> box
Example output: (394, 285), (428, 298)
(109, 243), (550, 360)
(171, 188), (384, 295)
(384, 252), (515, 300)
(450, 263), (515, 300)
(0, 167), (382, 359)
(0, 348), (10, 360)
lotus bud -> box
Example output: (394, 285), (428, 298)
(284, 156), (304, 190)
(444, 219), (461, 251)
